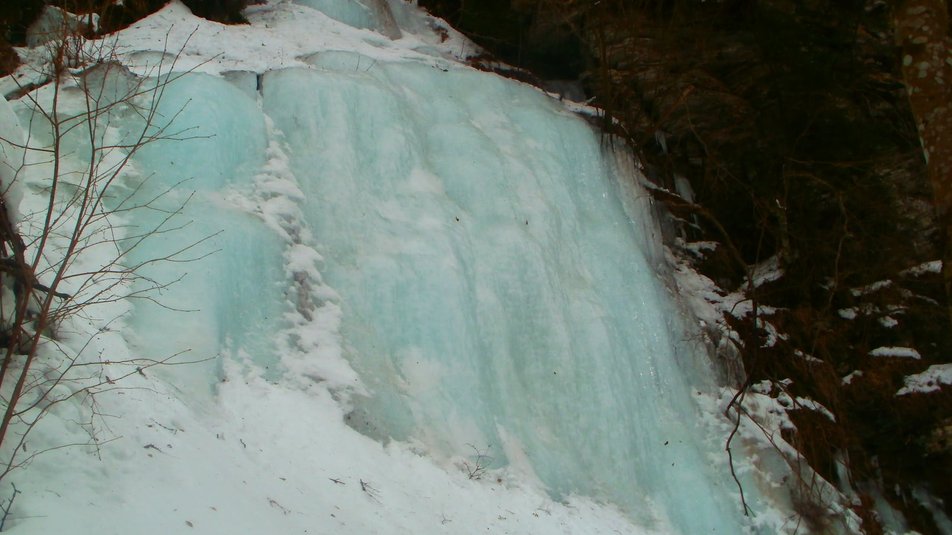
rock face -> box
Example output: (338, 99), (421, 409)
(421, 0), (951, 532)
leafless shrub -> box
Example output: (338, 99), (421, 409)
(463, 443), (493, 480)
(0, 17), (210, 489)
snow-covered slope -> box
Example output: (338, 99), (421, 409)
(0, 1), (802, 533)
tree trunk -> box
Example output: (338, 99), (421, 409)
(895, 0), (952, 330)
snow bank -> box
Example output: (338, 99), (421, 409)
(897, 364), (952, 395)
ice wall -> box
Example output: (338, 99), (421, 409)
(118, 73), (289, 394)
(84, 11), (749, 534)
(256, 57), (741, 531)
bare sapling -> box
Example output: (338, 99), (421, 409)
(0, 14), (212, 491)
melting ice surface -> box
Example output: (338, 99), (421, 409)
(2, 1), (762, 533)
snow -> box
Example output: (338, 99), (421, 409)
(693, 387), (862, 533)
(879, 315), (899, 328)
(676, 239), (717, 259)
(794, 350), (823, 364)
(841, 370), (863, 385)
(850, 279), (892, 297)
(901, 259), (943, 277)
(868, 346), (922, 359)
(0, 1), (808, 533)
(896, 364), (952, 395)
(748, 255), (783, 288)
(11, 361), (652, 535)
(838, 307), (858, 320)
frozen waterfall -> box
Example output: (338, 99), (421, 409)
(0, 1), (772, 533)
(258, 60), (742, 532)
